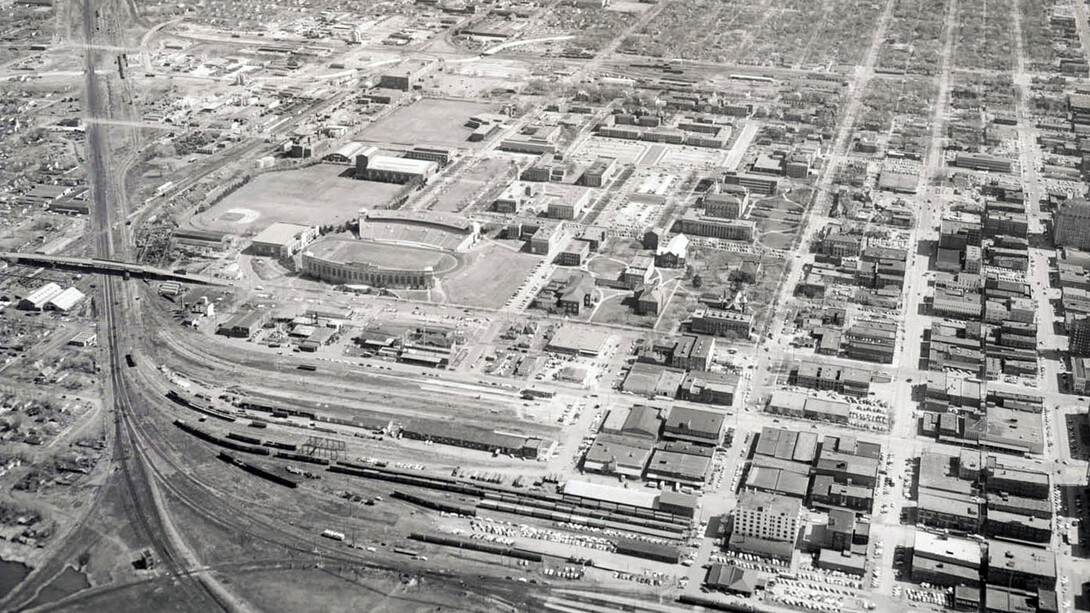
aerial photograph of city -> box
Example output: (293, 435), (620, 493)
(0, 0), (1089, 611)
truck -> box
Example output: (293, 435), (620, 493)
(321, 529), (345, 541)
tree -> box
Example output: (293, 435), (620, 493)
(692, 275), (703, 289)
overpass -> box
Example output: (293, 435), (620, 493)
(0, 252), (232, 286)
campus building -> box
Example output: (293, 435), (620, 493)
(677, 210), (755, 241)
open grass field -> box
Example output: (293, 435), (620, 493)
(442, 243), (538, 308)
(360, 98), (498, 149)
(188, 165), (402, 235)
(591, 294), (656, 328)
(586, 255), (627, 280)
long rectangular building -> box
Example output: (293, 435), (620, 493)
(677, 210), (755, 241)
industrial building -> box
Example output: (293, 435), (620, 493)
(378, 59), (435, 91)
(323, 141), (367, 164)
(216, 310), (268, 339)
(250, 222), (319, 258)
(18, 282), (64, 311)
(17, 283), (84, 312)
(355, 147), (438, 184)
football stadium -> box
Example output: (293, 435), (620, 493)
(301, 238), (459, 289)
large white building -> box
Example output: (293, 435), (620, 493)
(18, 282), (63, 310)
(733, 491), (801, 543)
(355, 147), (438, 184)
(250, 222), (319, 258)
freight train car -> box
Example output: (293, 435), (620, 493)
(217, 452), (299, 488)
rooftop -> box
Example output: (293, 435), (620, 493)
(562, 479), (658, 509)
(252, 222), (315, 246)
(366, 155), (439, 175)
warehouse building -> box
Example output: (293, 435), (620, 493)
(18, 282), (63, 311)
(399, 420), (542, 459)
(662, 406), (725, 446)
(216, 310), (268, 339)
(355, 147), (438, 184)
(47, 287), (85, 312)
(323, 141), (367, 164)
(986, 540), (1056, 591)
(250, 222), (319, 258)
(378, 59), (435, 91)
(582, 433), (653, 478)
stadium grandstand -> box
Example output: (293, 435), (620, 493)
(301, 238), (458, 289)
(357, 209), (479, 252)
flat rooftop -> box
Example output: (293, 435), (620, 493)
(252, 222), (314, 245)
(367, 155), (438, 175)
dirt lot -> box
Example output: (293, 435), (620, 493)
(230, 567), (507, 613)
(188, 164), (403, 235)
(360, 98), (499, 150)
(428, 157), (515, 213)
(442, 243), (539, 308)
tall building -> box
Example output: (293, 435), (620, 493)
(1070, 315), (1090, 357)
(733, 491), (801, 543)
(1054, 199), (1090, 249)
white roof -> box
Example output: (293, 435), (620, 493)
(48, 287), (85, 311)
(367, 155), (437, 175)
(914, 530), (980, 563)
(658, 233), (690, 256)
(333, 141), (365, 159)
(252, 222), (313, 246)
(562, 479), (658, 509)
(24, 282), (63, 307)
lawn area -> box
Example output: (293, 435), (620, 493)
(586, 255), (627, 280)
(443, 243), (538, 307)
(361, 98), (498, 149)
(591, 294), (656, 328)
(189, 164), (402, 235)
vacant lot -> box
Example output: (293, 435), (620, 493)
(443, 243), (538, 308)
(361, 98), (497, 149)
(189, 165), (402, 235)
(429, 157), (515, 213)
